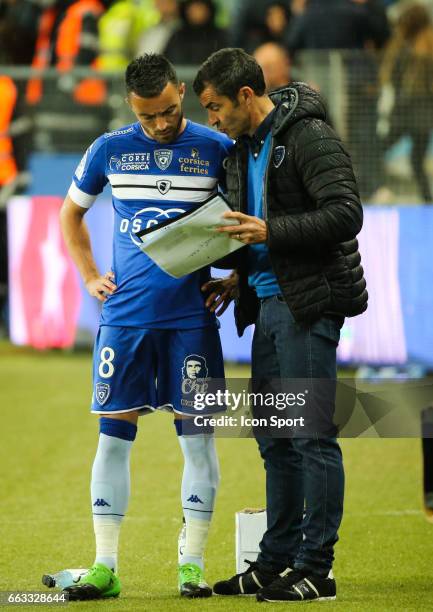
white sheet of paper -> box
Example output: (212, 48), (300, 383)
(136, 193), (243, 278)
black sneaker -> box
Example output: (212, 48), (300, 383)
(213, 560), (281, 596)
(257, 570), (336, 603)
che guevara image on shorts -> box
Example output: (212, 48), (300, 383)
(91, 324), (226, 417)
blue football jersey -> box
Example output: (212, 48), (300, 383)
(69, 121), (233, 328)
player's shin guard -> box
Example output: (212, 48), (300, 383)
(91, 418), (137, 573)
(177, 430), (220, 570)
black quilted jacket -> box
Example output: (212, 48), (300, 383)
(220, 82), (368, 336)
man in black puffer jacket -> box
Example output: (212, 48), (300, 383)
(194, 48), (367, 604)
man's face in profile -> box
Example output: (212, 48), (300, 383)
(186, 359), (202, 379)
(199, 84), (251, 139)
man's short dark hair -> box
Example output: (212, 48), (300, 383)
(193, 48), (266, 101)
(125, 54), (179, 98)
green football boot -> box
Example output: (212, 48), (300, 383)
(178, 563), (212, 598)
(63, 563), (120, 600)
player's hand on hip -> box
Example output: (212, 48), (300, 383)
(201, 271), (239, 316)
(86, 271), (117, 302)
(216, 211), (267, 244)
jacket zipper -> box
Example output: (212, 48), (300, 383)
(236, 152), (243, 212)
(262, 136), (274, 221)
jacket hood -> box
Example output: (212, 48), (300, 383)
(269, 82), (327, 136)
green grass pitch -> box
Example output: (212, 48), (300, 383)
(1, 343), (432, 611)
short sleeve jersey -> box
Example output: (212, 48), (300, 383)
(69, 120), (233, 328)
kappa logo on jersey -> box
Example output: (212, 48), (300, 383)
(156, 179), (172, 195)
(154, 149), (173, 171)
(95, 382), (111, 405)
(187, 494), (204, 504)
(273, 146), (286, 168)
(104, 126), (134, 138)
(127, 206), (186, 245)
(191, 147), (199, 158)
(75, 149), (88, 180)
(110, 152), (150, 173)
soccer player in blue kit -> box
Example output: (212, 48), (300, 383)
(59, 54), (233, 600)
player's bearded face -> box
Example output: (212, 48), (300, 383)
(128, 82), (186, 143)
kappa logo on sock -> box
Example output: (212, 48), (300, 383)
(187, 494), (204, 504)
(93, 498), (111, 507)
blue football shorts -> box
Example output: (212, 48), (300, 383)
(91, 325), (226, 416)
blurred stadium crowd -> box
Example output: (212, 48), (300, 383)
(0, 0), (432, 337)
(1, 0), (433, 197)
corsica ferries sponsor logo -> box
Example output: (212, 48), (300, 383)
(109, 152), (150, 172)
(179, 147), (210, 175)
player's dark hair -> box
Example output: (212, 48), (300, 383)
(125, 54), (179, 98)
(193, 48), (266, 102)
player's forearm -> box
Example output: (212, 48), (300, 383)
(60, 204), (100, 284)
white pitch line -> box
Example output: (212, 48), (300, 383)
(0, 510), (424, 525)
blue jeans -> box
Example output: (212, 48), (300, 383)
(252, 295), (345, 576)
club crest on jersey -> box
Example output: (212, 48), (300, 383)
(95, 382), (110, 406)
(273, 146), (286, 168)
(154, 149), (173, 171)
(191, 147), (199, 158)
(156, 179), (172, 195)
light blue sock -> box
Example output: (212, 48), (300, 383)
(178, 434), (220, 570)
(91, 420), (137, 572)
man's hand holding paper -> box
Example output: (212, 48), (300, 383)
(216, 211), (268, 244)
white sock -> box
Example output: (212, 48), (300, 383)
(178, 434), (220, 570)
(91, 432), (134, 572)
(94, 518), (121, 573)
(183, 517), (211, 569)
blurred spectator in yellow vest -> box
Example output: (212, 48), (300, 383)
(98, 0), (159, 70)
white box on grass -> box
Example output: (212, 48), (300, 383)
(235, 508), (267, 573)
